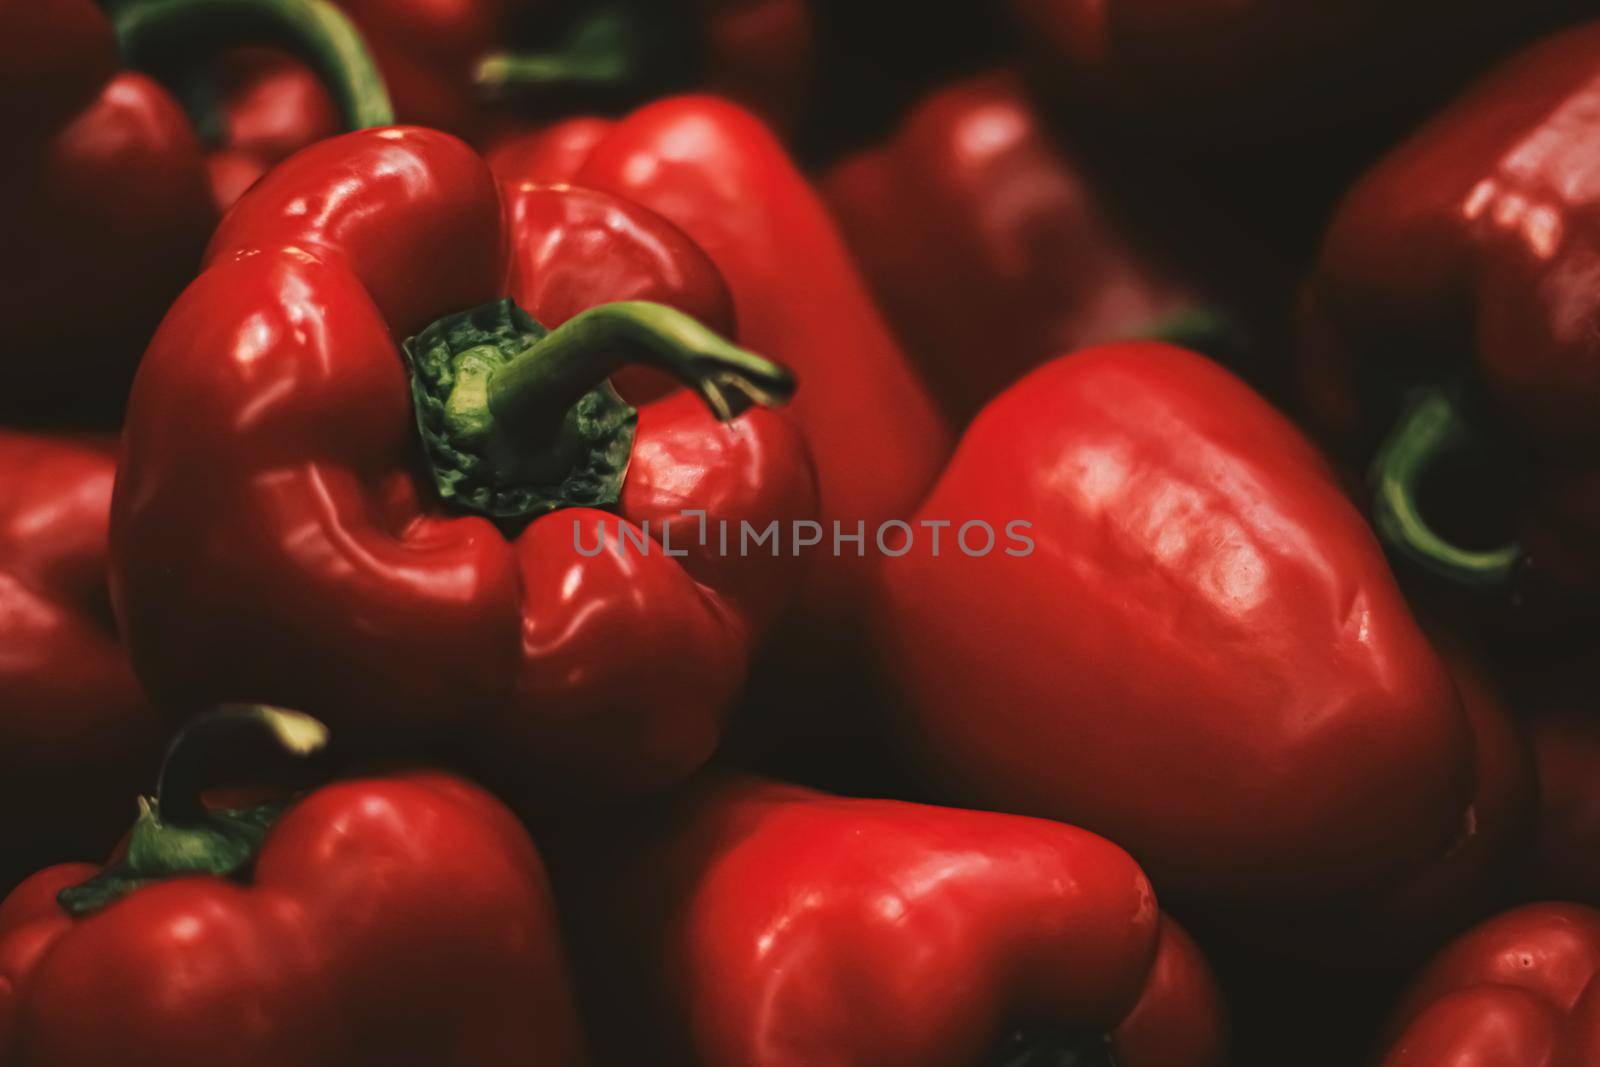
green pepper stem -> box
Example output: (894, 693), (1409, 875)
(114, 0), (394, 134)
(475, 7), (638, 97)
(157, 705), (329, 822)
(480, 300), (794, 436)
(56, 706), (329, 917)
(1370, 387), (1521, 590)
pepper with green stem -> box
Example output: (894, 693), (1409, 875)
(0, 704), (591, 1065)
(110, 127), (819, 801)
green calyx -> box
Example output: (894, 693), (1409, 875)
(57, 797), (288, 916)
(473, 2), (696, 106)
(1370, 387), (1521, 590)
(985, 1029), (1119, 1067)
(404, 297), (794, 532)
(58, 706), (330, 918)
(113, 0), (394, 135)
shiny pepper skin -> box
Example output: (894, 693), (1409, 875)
(488, 96), (950, 610)
(564, 775), (1228, 1067)
(0, 770), (590, 1066)
(110, 126), (817, 800)
(875, 343), (1485, 926)
(0, 433), (161, 890)
(1378, 903), (1600, 1067)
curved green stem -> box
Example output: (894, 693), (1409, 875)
(114, 0), (394, 133)
(485, 300), (795, 431)
(985, 1029), (1118, 1067)
(57, 706), (329, 917)
(475, 7), (639, 97)
(156, 704), (329, 822)
(1370, 388), (1521, 590)
(405, 298), (792, 527)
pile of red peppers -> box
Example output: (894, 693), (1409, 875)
(8, 1), (1600, 1064)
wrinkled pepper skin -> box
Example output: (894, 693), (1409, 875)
(823, 71), (1200, 421)
(1299, 23), (1600, 612)
(1377, 903), (1600, 1067)
(0, 770), (589, 1065)
(489, 97), (949, 579)
(0, 433), (161, 890)
(489, 97), (949, 751)
(110, 126), (816, 799)
(875, 343), (1481, 922)
(0, 0), (213, 384)
(565, 775), (1228, 1067)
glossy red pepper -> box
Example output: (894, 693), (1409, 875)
(1300, 22), (1600, 620)
(489, 97), (949, 751)
(564, 774), (1228, 1067)
(1377, 902), (1600, 1067)
(111, 125), (816, 800)
(822, 71), (1207, 422)
(0, 432), (160, 891)
(0, 0), (391, 397)
(335, 0), (813, 140)
(0, 707), (589, 1066)
(874, 342), (1496, 933)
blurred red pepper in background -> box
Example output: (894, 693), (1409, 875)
(332, 0), (813, 140)
(823, 71), (1212, 422)
(0, 432), (160, 892)
(563, 774), (1228, 1067)
(490, 97), (950, 766)
(195, 46), (342, 209)
(111, 126), (816, 800)
(0, 0), (390, 412)
(1376, 902), (1600, 1066)
(0, 707), (590, 1066)
(1299, 21), (1600, 632)
(875, 343), (1507, 943)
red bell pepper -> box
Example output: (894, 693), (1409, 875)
(201, 46), (343, 209)
(874, 342), (1496, 932)
(1377, 902), (1600, 1066)
(564, 774), (1228, 1067)
(0, 0), (391, 395)
(110, 125), (816, 800)
(0, 706), (590, 1065)
(488, 97), (950, 703)
(822, 70), (1214, 421)
(1300, 22), (1600, 621)
(333, 0), (813, 140)
(0, 432), (161, 891)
